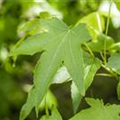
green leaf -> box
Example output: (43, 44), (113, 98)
(79, 12), (105, 33)
(107, 53), (120, 75)
(78, 12), (105, 39)
(69, 98), (120, 120)
(18, 19), (41, 36)
(40, 106), (62, 120)
(11, 18), (90, 120)
(117, 80), (120, 100)
(39, 12), (52, 19)
(10, 34), (49, 56)
(71, 57), (101, 113)
(17, 13), (53, 37)
(39, 89), (57, 111)
(52, 52), (101, 113)
(88, 34), (114, 52)
(84, 58), (101, 89)
(109, 42), (120, 52)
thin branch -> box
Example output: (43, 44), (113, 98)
(104, 1), (112, 65)
(84, 43), (95, 57)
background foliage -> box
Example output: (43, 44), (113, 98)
(0, 0), (120, 120)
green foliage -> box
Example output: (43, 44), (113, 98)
(88, 34), (114, 52)
(40, 106), (62, 120)
(39, 89), (57, 111)
(71, 55), (101, 113)
(78, 12), (105, 37)
(107, 53), (120, 74)
(10, 18), (91, 120)
(70, 98), (120, 120)
(1, 0), (120, 120)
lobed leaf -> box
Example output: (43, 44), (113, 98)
(11, 18), (91, 120)
(10, 34), (50, 56)
(69, 98), (120, 120)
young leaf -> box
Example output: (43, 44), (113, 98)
(78, 12), (105, 40)
(11, 18), (91, 120)
(107, 53), (120, 75)
(18, 19), (41, 36)
(78, 12), (105, 33)
(39, 89), (57, 111)
(71, 57), (101, 113)
(40, 106), (62, 120)
(69, 98), (120, 120)
(88, 34), (114, 52)
(110, 42), (120, 52)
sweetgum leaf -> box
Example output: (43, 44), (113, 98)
(11, 18), (90, 120)
(69, 98), (120, 120)
(10, 34), (49, 56)
(51, 52), (101, 113)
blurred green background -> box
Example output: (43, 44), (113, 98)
(0, 0), (120, 120)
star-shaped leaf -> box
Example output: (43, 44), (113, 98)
(10, 18), (91, 120)
(70, 98), (120, 120)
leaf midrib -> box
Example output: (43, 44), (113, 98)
(43, 32), (69, 83)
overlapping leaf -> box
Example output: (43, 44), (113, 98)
(39, 89), (57, 111)
(71, 57), (101, 113)
(88, 34), (114, 52)
(52, 52), (101, 113)
(78, 12), (105, 40)
(70, 98), (120, 120)
(10, 18), (91, 120)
